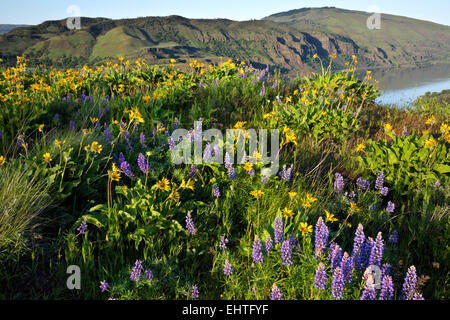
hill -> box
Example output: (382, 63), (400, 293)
(0, 7), (449, 74)
(0, 24), (30, 35)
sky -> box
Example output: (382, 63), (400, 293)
(0, 0), (449, 26)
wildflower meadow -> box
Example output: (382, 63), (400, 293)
(0, 54), (448, 301)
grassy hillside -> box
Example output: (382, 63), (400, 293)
(0, 7), (449, 74)
(0, 24), (29, 35)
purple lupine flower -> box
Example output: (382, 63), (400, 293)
(289, 233), (297, 250)
(402, 127), (408, 137)
(252, 235), (264, 263)
(117, 153), (125, 165)
(401, 266), (418, 300)
(145, 269), (153, 281)
(375, 171), (384, 190)
(379, 275), (394, 300)
(274, 216), (284, 244)
(434, 180), (441, 188)
(281, 240), (292, 266)
(369, 232), (384, 267)
(168, 137), (176, 151)
(386, 201), (395, 213)
(199, 79), (204, 88)
(224, 152), (232, 169)
(223, 260), (233, 277)
(104, 124), (113, 143)
(380, 186), (389, 196)
(69, 120), (76, 131)
(270, 283), (282, 300)
(99, 280), (110, 292)
(122, 130), (133, 151)
(265, 234), (273, 254)
(213, 184), (220, 198)
(130, 260), (143, 281)
(54, 113), (60, 120)
(356, 177), (370, 191)
(186, 213), (197, 235)
(331, 267), (345, 300)
(360, 276), (377, 300)
(360, 238), (375, 271)
(173, 117), (179, 130)
(191, 285), (199, 300)
(315, 217), (329, 257)
(279, 164), (293, 182)
(272, 80), (278, 89)
(352, 224), (366, 270)
(388, 230), (399, 244)
(219, 235), (229, 250)
(260, 83), (266, 96)
(137, 153), (149, 174)
(334, 173), (345, 193)
(251, 286), (257, 293)
(314, 262), (327, 291)
(261, 175), (269, 184)
(189, 165), (197, 177)
(140, 133), (147, 148)
(412, 293), (424, 300)
(203, 143), (212, 162)
(329, 243), (343, 270)
(76, 217), (88, 235)
(381, 263), (391, 278)
(120, 161), (135, 179)
(340, 252), (353, 284)
(228, 167), (236, 180)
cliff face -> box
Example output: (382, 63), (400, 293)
(1, 8), (449, 74)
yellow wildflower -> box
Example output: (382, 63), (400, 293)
(288, 192), (298, 200)
(244, 162), (254, 172)
(43, 153), (52, 163)
(156, 178), (170, 192)
(181, 178), (195, 191)
(325, 210), (338, 223)
(384, 123), (393, 133)
(0, 155), (5, 166)
(299, 222), (313, 236)
(425, 116), (436, 125)
(169, 189), (180, 202)
(355, 144), (366, 152)
(350, 202), (361, 212)
(250, 190), (264, 199)
(424, 137), (437, 149)
(282, 207), (295, 219)
(90, 141), (103, 154)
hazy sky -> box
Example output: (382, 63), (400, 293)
(1, 0), (449, 26)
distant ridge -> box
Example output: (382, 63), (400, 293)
(1, 7), (449, 75)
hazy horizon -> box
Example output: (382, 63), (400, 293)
(1, 0), (449, 26)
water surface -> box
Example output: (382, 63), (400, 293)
(372, 64), (450, 108)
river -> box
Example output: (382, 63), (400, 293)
(371, 64), (450, 108)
